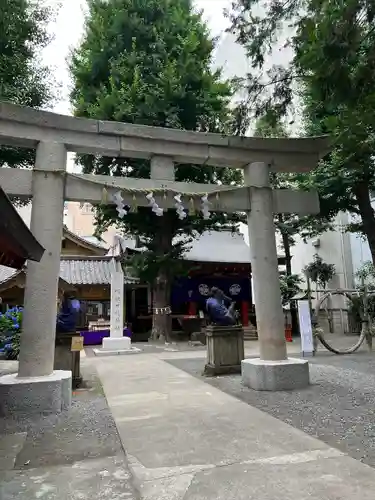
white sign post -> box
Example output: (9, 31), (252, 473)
(298, 300), (314, 357)
(110, 263), (124, 339)
(100, 258), (132, 352)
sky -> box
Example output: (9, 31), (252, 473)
(43, 0), (231, 115)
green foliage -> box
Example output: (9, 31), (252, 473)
(227, 0), (375, 262)
(0, 306), (22, 359)
(355, 260), (375, 284)
(0, 0), (55, 170)
(70, 0), (243, 285)
(254, 115), (330, 249)
(279, 273), (302, 306)
(348, 262), (375, 325)
(303, 254), (335, 288)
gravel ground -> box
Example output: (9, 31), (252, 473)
(167, 352), (375, 468)
(0, 360), (140, 499)
(0, 360), (124, 467)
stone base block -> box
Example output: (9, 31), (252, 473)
(93, 346), (141, 357)
(204, 325), (244, 377)
(241, 357), (310, 391)
(102, 336), (131, 351)
(204, 363), (241, 376)
(0, 370), (72, 416)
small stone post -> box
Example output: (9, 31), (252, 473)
(241, 162), (309, 390)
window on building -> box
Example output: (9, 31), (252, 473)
(79, 202), (93, 214)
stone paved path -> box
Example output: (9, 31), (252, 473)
(95, 349), (375, 500)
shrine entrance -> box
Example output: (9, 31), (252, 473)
(0, 102), (329, 414)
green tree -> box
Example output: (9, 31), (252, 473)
(70, 0), (242, 340)
(0, 0), (54, 170)
(227, 0), (375, 263)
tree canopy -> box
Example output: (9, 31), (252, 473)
(227, 0), (375, 263)
(0, 0), (54, 169)
(70, 0), (242, 339)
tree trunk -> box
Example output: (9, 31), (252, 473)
(151, 270), (172, 343)
(150, 220), (173, 343)
(354, 182), (375, 265)
(280, 222), (299, 336)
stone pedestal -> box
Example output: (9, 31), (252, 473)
(204, 325), (244, 376)
(0, 371), (72, 417)
(93, 336), (141, 356)
(242, 358), (310, 391)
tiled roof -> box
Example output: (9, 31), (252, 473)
(60, 257), (138, 285)
(81, 235), (108, 249)
(62, 226), (107, 255)
(128, 229), (284, 264)
(0, 266), (20, 284)
(0, 258), (139, 287)
(182, 230), (252, 263)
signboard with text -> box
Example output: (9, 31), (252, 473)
(298, 300), (314, 357)
(71, 336), (84, 352)
(110, 270), (124, 338)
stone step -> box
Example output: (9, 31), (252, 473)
(243, 327), (258, 341)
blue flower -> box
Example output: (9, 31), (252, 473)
(13, 323), (19, 330)
(4, 343), (12, 350)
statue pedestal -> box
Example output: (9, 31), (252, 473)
(204, 325), (244, 376)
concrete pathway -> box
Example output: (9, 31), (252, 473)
(95, 350), (375, 500)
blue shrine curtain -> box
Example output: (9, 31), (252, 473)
(171, 277), (251, 305)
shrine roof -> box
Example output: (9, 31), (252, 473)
(59, 256), (138, 285)
(0, 266), (22, 284)
(127, 229), (285, 264)
(0, 186), (45, 269)
(62, 226), (108, 255)
(0, 256), (138, 289)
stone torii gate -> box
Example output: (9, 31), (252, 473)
(0, 102), (329, 414)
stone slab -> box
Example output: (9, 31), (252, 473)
(0, 433), (26, 471)
(0, 454), (137, 500)
(182, 454), (375, 500)
(0, 370), (72, 416)
(242, 357), (310, 391)
(93, 347), (141, 357)
(203, 363), (241, 376)
(95, 355), (327, 471)
(102, 336), (131, 351)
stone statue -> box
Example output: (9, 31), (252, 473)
(56, 293), (80, 333)
(206, 287), (236, 326)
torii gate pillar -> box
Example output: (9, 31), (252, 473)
(0, 142), (72, 416)
(241, 162), (309, 391)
